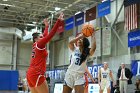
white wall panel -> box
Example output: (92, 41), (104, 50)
(0, 40), (12, 65)
(54, 38), (70, 66)
(0, 28), (22, 38)
(54, 40), (65, 66)
(0, 66), (11, 70)
(106, 0), (124, 23)
(18, 42), (32, 65)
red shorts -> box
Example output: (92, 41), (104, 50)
(26, 69), (46, 87)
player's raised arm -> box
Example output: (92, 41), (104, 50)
(37, 13), (64, 49)
(69, 33), (85, 51)
(42, 18), (49, 37)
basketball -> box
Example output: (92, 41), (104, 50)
(82, 24), (94, 37)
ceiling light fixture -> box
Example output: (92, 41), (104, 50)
(32, 22), (37, 24)
(0, 3), (15, 7)
(55, 7), (61, 11)
(102, 0), (113, 2)
(3, 0), (8, 1)
(75, 11), (81, 15)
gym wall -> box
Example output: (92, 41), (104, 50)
(0, 33), (14, 70)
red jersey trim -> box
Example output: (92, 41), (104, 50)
(36, 43), (46, 50)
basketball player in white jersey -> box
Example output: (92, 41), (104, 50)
(98, 62), (115, 93)
(62, 33), (96, 93)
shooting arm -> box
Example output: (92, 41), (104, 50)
(69, 33), (85, 51)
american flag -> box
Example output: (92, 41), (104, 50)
(124, 3), (138, 31)
(124, 0), (140, 31)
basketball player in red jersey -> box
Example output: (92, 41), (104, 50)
(26, 13), (64, 93)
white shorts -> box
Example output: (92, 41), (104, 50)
(64, 71), (85, 88)
(100, 80), (110, 90)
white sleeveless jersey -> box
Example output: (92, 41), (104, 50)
(68, 47), (86, 74)
(100, 68), (110, 81)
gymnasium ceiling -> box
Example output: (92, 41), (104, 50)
(0, 0), (100, 31)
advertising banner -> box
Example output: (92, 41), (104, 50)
(128, 30), (140, 47)
(65, 16), (74, 30)
(57, 20), (64, 34)
(75, 12), (84, 26)
(86, 6), (96, 22)
(131, 60), (140, 76)
(88, 64), (103, 78)
(97, 0), (111, 17)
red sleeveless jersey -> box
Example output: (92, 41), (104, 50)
(27, 19), (61, 74)
(27, 19), (62, 87)
(29, 42), (48, 74)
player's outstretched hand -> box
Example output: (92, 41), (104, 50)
(58, 12), (64, 21)
(43, 18), (49, 27)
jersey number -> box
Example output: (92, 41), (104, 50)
(32, 51), (35, 58)
(103, 75), (107, 78)
(75, 58), (80, 65)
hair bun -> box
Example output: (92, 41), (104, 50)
(32, 32), (40, 37)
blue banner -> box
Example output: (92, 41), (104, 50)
(48, 70), (55, 79)
(75, 12), (84, 26)
(65, 16), (74, 31)
(131, 60), (140, 76)
(0, 70), (19, 90)
(88, 64), (103, 78)
(55, 69), (62, 80)
(128, 30), (140, 47)
(46, 69), (65, 80)
(97, 1), (111, 17)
